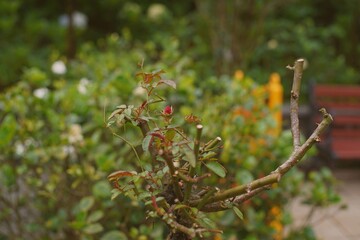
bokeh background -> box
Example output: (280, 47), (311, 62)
(1, 1), (358, 239)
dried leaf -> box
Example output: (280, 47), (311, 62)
(142, 135), (153, 152)
(157, 79), (176, 89)
(108, 105), (126, 120)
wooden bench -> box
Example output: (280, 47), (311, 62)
(311, 84), (360, 164)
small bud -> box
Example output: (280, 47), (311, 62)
(162, 105), (173, 116)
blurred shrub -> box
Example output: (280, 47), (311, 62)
(0, 32), (341, 240)
(0, 31), (204, 239)
(0, 35), (149, 239)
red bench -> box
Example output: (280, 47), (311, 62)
(311, 84), (360, 163)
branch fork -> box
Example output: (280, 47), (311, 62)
(190, 59), (333, 212)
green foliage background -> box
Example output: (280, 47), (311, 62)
(0, 0), (352, 239)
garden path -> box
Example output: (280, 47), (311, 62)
(291, 167), (360, 240)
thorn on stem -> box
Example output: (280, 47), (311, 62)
(286, 65), (295, 70)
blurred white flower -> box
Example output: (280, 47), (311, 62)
(68, 124), (84, 144)
(267, 39), (278, 50)
(62, 145), (76, 156)
(33, 88), (49, 99)
(77, 78), (90, 94)
(51, 60), (67, 75)
(59, 11), (88, 29)
(147, 4), (166, 21)
(133, 86), (146, 96)
(15, 142), (25, 155)
(173, 160), (180, 168)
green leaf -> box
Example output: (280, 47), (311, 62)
(111, 189), (122, 201)
(198, 215), (216, 229)
(165, 129), (176, 141)
(108, 106), (125, 120)
(145, 196), (164, 206)
(92, 181), (111, 199)
(83, 223), (103, 235)
(142, 134), (152, 152)
(173, 204), (191, 210)
(87, 210), (104, 223)
(152, 69), (165, 75)
(138, 191), (152, 201)
(235, 170), (254, 184)
(204, 161), (226, 178)
(1, 164), (16, 187)
(101, 231), (128, 240)
(201, 151), (217, 161)
(124, 107), (132, 116)
(182, 146), (196, 168)
(106, 120), (115, 128)
(233, 206), (244, 220)
(79, 196), (95, 212)
(0, 114), (16, 148)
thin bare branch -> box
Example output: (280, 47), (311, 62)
(275, 108), (333, 175)
(176, 172), (211, 183)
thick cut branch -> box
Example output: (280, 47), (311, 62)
(189, 172), (280, 207)
(200, 185), (271, 212)
(289, 59), (304, 149)
(163, 152), (184, 201)
(138, 120), (151, 137)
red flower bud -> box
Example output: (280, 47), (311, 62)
(163, 105), (173, 116)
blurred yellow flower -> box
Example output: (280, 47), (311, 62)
(234, 70), (244, 81)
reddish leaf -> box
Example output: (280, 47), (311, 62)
(107, 170), (137, 182)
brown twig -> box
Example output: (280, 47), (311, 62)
(176, 172), (211, 183)
(162, 152), (184, 201)
(184, 124), (203, 201)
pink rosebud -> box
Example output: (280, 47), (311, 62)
(163, 105), (173, 115)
